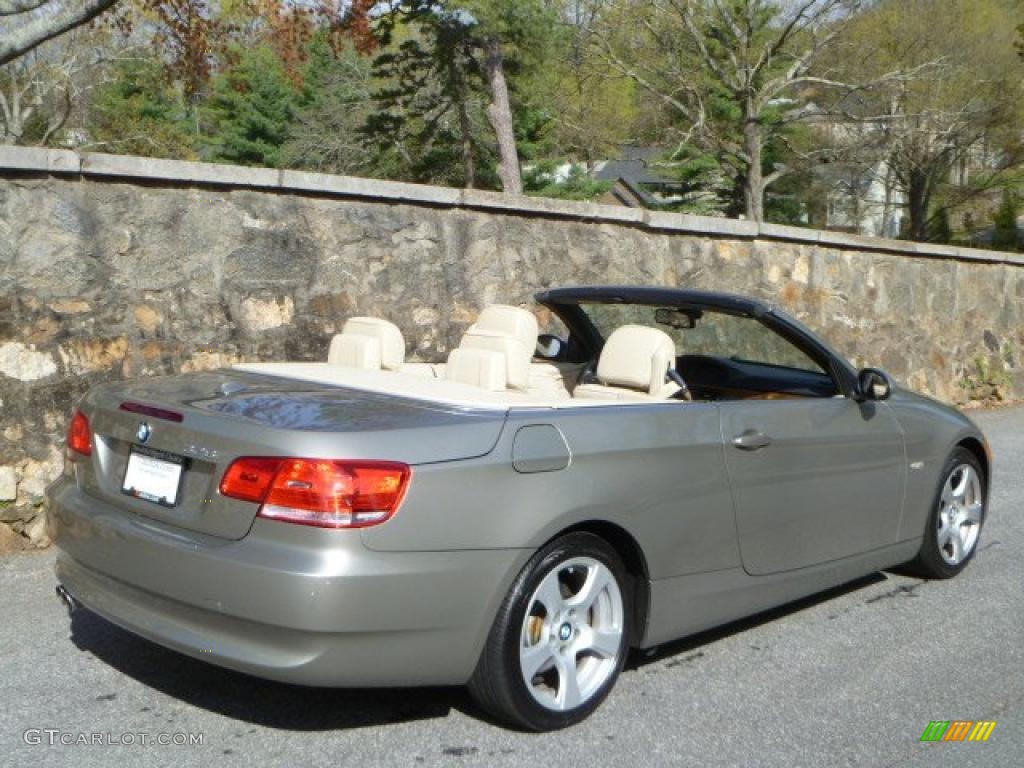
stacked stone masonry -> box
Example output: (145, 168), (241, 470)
(1, 147), (1021, 546)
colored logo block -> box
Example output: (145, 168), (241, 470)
(920, 720), (996, 742)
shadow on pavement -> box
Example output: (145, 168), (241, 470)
(68, 570), (892, 730)
(627, 571), (888, 669)
(69, 609), (469, 731)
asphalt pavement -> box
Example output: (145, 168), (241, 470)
(2, 405), (1022, 768)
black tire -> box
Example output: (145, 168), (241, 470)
(468, 532), (632, 731)
(902, 447), (986, 579)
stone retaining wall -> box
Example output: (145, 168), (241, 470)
(1, 146), (1022, 547)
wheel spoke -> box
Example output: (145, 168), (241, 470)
(554, 652), (582, 710)
(534, 574), (564, 616)
(948, 527), (965, 563)
(965, 501), (983, 524)
(950, 467), (970, 500)
(521, 641), (555, 680)
(937, 523), (952, 549)
(940, 483), (955, 507)
(567, 563), (611, 613)
(580, 626), (621, 660)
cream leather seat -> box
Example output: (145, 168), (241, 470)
(528, 362), (574, 400)
(446, 305), (538, 392)
(328, 317), (405, 371)
(573, 325), (682, 401)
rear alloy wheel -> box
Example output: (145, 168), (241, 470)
(469, 533), (631, 731)
(904, 447), (986, 579)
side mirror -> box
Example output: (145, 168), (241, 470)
(856, 367), (894, 401)
(535, 334), (565, 361)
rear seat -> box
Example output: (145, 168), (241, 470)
(328, 308), (574, 399)
(328, 317), (405, 371)
(328, 318), (442, 377)
(528, 362), (575, 400)
(446, 305), (537, 392)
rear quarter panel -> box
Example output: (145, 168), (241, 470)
(361, 402), (740, 580)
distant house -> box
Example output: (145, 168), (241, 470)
(815, 160), (905, 238)
(592, 146), (690, 206)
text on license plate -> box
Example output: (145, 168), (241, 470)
(122, 448), (185, 507)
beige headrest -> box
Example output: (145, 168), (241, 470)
(328, 316), (405, 372)
(470, 305), (538, 352)
(596, 325), (677, 394)
(445, 347), (507, 391)
(449, 305), (538, 391)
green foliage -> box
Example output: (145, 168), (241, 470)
(928, 207), (953, 244)
(523, 162), (611, 200)
(280, 37), (377, 174)
(365, 9), (492, 186)
(364, 0), (558, 188)
(516, 25), (637, 165)
(88, 56), (197, 158)
(991, 189), (1021, 251)
(960, 354), (1011, 403)
(202, 46), (300, 167)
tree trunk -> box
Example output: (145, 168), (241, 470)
(456, 97), (477, 189)
(742, 112), (764, 222)
(451, 67), (476, 188)
(906, 169), (931, 241)
(881, 161), (895, 237)
(481, 36), (522, 195)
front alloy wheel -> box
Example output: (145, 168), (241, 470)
(935, 463), (983, 566)
(469, 533), (632, 731)
(904, 446), (986, 579)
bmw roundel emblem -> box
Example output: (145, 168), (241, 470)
(136, 421), (152, 444)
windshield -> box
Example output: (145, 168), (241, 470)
(577, 302), (828, 376)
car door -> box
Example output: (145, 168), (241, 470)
(721, 395), (906, 575)
(669, 307), (907, 577)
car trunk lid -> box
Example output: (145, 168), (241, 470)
(76, 370), (507, 540)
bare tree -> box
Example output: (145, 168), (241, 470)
(591, 0), (901, 222)
(0, 0), (120, 67)
(830, 0), (1024, 241)
(0, 26), (133, 146)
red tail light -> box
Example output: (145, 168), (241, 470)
(67, 410), (92, 457)
(219, 458), (411, 529)
(218, 457), (281, 503)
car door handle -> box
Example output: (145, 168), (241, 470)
(732, 430), (772, 451)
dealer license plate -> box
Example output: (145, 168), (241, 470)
(121, 446), (186, 507)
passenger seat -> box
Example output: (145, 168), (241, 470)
(573, 325), (682, 401)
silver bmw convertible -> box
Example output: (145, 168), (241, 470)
(48, 285), (990, 731)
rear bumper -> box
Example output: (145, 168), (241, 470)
(48, 477), (530, 687)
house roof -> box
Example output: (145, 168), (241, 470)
(593, 146), (679, 185)
(602, 177), (660, 208)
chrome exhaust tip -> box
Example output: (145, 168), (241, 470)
(55, 584), (79, 616)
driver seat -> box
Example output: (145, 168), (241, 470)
(573, 325), (682, 401)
